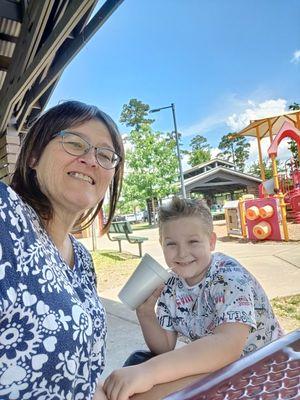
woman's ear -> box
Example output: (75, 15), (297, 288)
(29, 157), (37, 169)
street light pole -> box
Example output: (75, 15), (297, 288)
(150, 103), (187, 198)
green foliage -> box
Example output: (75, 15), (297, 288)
(288, 102), (300, 160)
(288, 102), (300, 111)
(185, 134), (211, 167)
(189, 148), (211, 166)
(217, 133), (250, 171)
(121, 124), (179, 210)
(247, 159), (274, 179)
(119, 98), (154, 130)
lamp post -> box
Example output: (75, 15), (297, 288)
(149, 103), (187, 198)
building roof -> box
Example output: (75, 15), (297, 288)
(0, 0), (124, 135)
(0, 0), (123, 182)
(182, 159), (261, 196)
(183, 158), (235, 179)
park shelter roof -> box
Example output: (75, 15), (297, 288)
(0, 0), (123, 183)
(183, 158), (261, 197)
(234, 109), (300, 139)
(184, 158), (235, 180)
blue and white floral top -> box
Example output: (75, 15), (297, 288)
(0, 181), (107, 400)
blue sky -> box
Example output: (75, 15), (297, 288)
(48, 0), (300, 167)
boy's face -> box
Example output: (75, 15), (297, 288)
(161, 216), (216, 286)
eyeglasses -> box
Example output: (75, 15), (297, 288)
(54, 131), (122, 170)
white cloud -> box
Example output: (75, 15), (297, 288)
(247, 137), (291, 167)
(182, 94), (286, 139)
(181, 152), (190, 171)
(291, 50), (300, 64)
(183, 114), (228, 137)
(226, 98), (287, 132)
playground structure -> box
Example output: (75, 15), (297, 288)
(224, 110), (300, 241)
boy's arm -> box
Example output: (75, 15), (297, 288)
(103, 322), (250, 400)
(93, 384), (108, 400)
(136, 286), (177, 354)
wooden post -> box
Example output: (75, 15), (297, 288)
(296, 112), (300, 164)
(256, 126), (266, 181)
(268, 119), (280, 191)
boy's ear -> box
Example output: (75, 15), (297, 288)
(210, 232), (217, 251)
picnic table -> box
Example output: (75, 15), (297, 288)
(107, 221), (148, 257)
(132, 330), (300, 400)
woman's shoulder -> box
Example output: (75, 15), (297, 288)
(71, 236), (91, 256)
(71, 236), (93, 268)
(0, 181), (41, 235)
(0, 181), (25, 218)
(0, 181), (19, 202)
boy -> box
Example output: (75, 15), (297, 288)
(103, 197), (283, 400)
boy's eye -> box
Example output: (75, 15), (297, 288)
(166, 242), (176, 246)
(190, 240), (199, 244)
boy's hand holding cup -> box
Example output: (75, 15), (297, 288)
(118, 253), (171, 311)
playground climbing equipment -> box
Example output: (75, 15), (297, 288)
(224, 110), (300, 241)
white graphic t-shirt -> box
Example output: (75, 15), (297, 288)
(0, 182), (106, 399)
(156, 252), (283, 355)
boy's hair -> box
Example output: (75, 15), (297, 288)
(158, 196), (213, 239)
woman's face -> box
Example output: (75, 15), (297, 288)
(32, 118), (116, 219)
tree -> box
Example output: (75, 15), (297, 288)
(217, 133), (250, 171)
(185, 135), (211, 167)
(287, 102), (300, 161)
(122, 124), (179, 221)
(119, 98), (154, 130)
(289, 102), (300, 111)
(248, 159), (274, 180)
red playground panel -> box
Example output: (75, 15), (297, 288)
(164, 330), (300, 400)
(244, 197), (282, 241)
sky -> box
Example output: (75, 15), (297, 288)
(48, 0), (300, 170)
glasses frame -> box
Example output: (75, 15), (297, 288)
(53, 130), (122, 170)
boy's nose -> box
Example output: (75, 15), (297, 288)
(177, 245), (188, 258)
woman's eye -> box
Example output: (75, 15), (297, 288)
(69, 141), (85, 149)
(98, 151), (112, 161)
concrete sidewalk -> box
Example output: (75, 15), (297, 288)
(81, 223), (300, 379)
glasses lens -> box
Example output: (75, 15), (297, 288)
(62, 133), (88, 156)
(96, 148), (120, 169)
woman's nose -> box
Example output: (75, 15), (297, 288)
(78, 148), (98, 167)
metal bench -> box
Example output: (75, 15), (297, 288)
(107, 221), (148, 257)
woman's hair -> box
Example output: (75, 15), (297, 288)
(158, 196), (213, 239)
(11, 100), (124, 234)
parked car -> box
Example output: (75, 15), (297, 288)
(124, 212), (144, 224)
(112, 215), (126, 222)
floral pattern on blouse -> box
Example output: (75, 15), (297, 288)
(0, 182), (106, 400)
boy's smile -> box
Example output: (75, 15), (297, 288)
(161, 216), (216, 286)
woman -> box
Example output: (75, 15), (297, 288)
(0, 101), (124, 399)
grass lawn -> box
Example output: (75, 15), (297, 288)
(92, 250), (139, 292)
(131, 222), (157, 231)
(92, 250), (300, 333)
(271, 294), (300, 332)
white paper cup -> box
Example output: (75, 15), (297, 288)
(118, 253), (171, 310)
